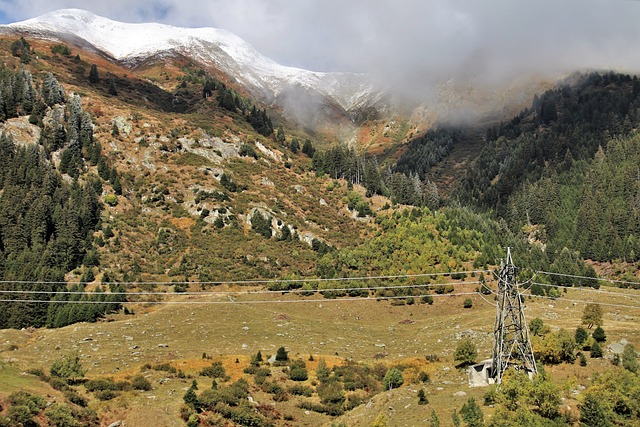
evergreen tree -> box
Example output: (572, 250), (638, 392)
(10, 37), (31, 63)
(592, 326), (606, 343)
(580, 392), (611, 427)
(622, 344), (638, 373)
(460, 397), (484, 427)
(302, 139), (315, 157)
(88, 64), (100, 84)
(590, 341), (603, 358)
(575, 326), (589, 346)
(275, 346), (288, 362)
(289, 138), (299, 153)
(431, 410), (440, 427)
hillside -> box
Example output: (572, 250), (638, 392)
(0, 19), (638, 427)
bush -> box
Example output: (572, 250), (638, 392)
(84, 378), (120, 392)
(417, 388), (428, 405)
(45, 403), (79, 427)
(454, 338), (477, 367)
(288, 384), (313, 397)
(152, 363), (177, 374)
(94, 390), (118, 401)
(529, 318), (544, 336)
(622, 344), (638, 373)
(103, 194), (118, 206)
(64, 390), (87, 407)
(49, 377), (71, 391)
(9, 391), (45, 414)
(239, 144), (258, 159)
(7, 406), (33, 426)
(421, 295), (434, 305)
(200, 362), (227, 379)
(463, 298), (473, 308)
(417, 371), (431, 383)
(289, 367), (309, 381)
(131, 375), (152, 391)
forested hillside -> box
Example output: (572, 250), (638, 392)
(391, 72), (640, 266)
(0, 62), (121, 328)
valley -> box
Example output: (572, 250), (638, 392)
(0, 8), (638, 427)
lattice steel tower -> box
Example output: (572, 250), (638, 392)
(491, 248), (537, 384)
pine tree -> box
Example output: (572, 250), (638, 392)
(460, 397), (484, 427)
(580, 393), (611, 427)
(431, 410), (440, 427)
(88, 64), (100, 84)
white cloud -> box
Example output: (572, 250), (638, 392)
(2, 0), (640, 97)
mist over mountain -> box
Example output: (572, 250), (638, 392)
(6, 5), (640, 132)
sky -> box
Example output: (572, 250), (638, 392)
(2, 0), (640, 96)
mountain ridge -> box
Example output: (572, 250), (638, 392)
(3, 9), (384, 119)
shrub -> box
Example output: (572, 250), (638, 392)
(622, 344), (638, 373)
(289, 367), (309, 381)
(288, 384), (313, 397)
(45, 403), (79, 427)
(94, 390), (118, 401)
(239, 144), (258, 159)
(64, 390), (87, 407)
(7, 406), (33, 426)
(49, 377), (71, 391)
(417, 371), (431, 383)
(529, 318), (544, 336)
(131, 375), (152, 391)
(575, 326), (589, 346)
(25, 368), (47, 380)
(85, 378), (120, 392)
(103, 194), (118, 206)
(152, 363), (177, 374)
(421, 295), (434, 305)
(9, 391), (45, 414)
(463, 298), (473, 308)
(454, 338), (477, 367)
(200, 362), (227, 379)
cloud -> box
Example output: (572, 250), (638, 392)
(2, 0), (640, 101)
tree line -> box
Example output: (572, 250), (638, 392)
(312, 145), (440, 208)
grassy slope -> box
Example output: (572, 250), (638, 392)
(0, 285), (638, 426)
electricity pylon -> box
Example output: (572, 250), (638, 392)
(491, 248), (537, 384)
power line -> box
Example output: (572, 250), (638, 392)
(529, 281), (640, 298)
(0, 269), (491, 286)
(519, 291), (640, 310)
(535, 270), (640, 287)
(0, 281), (483, 297)
(0, 291), (483, 305)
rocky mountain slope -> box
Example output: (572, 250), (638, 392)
(3, 9), (385, 128)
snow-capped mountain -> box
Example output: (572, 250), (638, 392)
(3, 9), (383, 120)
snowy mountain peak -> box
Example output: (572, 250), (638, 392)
(4, 9), (382, 116)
